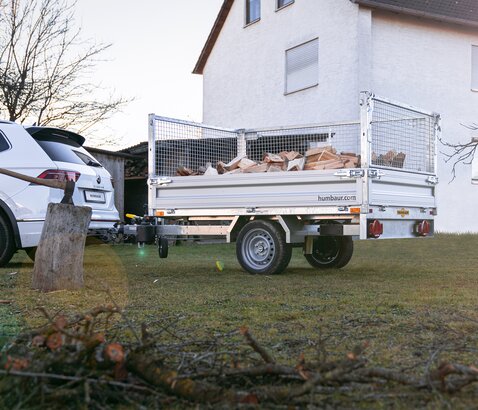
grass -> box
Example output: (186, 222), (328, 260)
(2, 234), (478, 407)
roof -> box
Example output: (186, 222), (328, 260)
(119, 141), (148, 155)
(193, 0), (478, 75)
(85, 146), (140, 160)
(351, 0), (478, 27)
(193, 0), (234, 75)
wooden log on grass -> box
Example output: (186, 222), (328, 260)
(32, 203), (91, 292)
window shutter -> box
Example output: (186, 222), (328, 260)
(472, 45), (478, 90)
(286, 38), (319, 94)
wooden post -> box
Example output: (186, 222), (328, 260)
(32, 203), (92, 292)
(0, 168), (92, 292)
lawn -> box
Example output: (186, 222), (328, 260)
(2, 234), (478, 407)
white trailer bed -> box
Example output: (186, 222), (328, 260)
(138, 92), (439, 274)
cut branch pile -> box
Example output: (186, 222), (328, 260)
(176, 146), (361, 176)
(1, 307), (478, 408)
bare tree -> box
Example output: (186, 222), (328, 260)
(0, 0), (128, 136)
(440, 123), (478, 181)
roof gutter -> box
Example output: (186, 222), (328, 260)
(351, 0), (478, 28)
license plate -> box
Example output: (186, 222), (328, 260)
(84, 190), (106, 203)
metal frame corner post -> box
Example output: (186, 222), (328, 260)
(359, 92), (374, 240)
(148, 114), (156, 217)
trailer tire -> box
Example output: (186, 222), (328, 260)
(158, 237), (169, 259)
(305, 236), (353, 269)
(236, 220), (292, 275)
(0, 213), (16, 267)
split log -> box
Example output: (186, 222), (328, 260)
(32, 203), (92, 292)
(305, 146), (336, 157)
(238, 158), (257, 169)
(263, 153), (284, 163)
(176, 166), (194, 176)
(304, 160), (345, 171)
(243, 163), (269, 173)
(224, 155), (246, 171)
(287, 158), (305, 171)
(203, 166), (218, 176)
(216, 161), (227, 174)
(267, 165), (283, 172)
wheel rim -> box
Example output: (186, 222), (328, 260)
(241, 228), (276, 270)
(312, 237), (340, 264)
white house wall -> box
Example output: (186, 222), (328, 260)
(370, 11), (478, 232)
(201, 1), (478, 232)
(202, 0), (361, 128)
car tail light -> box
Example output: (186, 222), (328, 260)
(416, 220), (431, 237)
(368, 220), (383, 238)
(37, 170), (80, 182)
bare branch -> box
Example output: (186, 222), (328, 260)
(0, 0), (129, 139)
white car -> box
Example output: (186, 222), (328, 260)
(0, 121), (120, 266)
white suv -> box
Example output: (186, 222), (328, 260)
(0, 121), (119, 266)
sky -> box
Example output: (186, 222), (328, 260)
(76, 0), (223, 149)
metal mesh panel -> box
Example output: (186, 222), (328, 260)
(246, 123), (360, 161)
(370, 99), (436, 174)
(152, 117), (239, 177)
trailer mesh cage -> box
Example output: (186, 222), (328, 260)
(370, 97), (437, 174)
(150, 94), (438, 177)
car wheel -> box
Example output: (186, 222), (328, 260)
(236, 220), (292, 275)
(0, 213), (16, 267)
(305, 236), (353, 269)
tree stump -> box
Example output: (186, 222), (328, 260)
(32, 203), (92, 292)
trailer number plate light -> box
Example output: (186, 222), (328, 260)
(397, 208), (410, 218)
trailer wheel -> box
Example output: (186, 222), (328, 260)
(236, 220), (292, 275)
(158, 237), (169, 259)
(0, 213), (15, 267)
(305, 236), (353, 269)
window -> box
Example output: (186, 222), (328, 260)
(245, 0), (260, 25)
(33, 134), (102, 167)
(285, 38), (319, 94)
(277, 0), (294, 10)
(0, 131), (10, 152)
(472, 45), (478, 91)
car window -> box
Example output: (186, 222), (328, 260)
(34, 135), (102, 168)
(0, 131), (10, 152)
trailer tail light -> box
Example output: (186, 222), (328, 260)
(416, 220), (431, 237)
(368, 220), (383, 238)
(37, 170), (80, 182)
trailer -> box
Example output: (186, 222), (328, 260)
(124, 92), (439, 275)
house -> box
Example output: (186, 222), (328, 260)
(193, 0), (478, 232)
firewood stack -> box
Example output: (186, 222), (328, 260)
(372, 150), (406, 168)
(175, 146), (361, 176)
